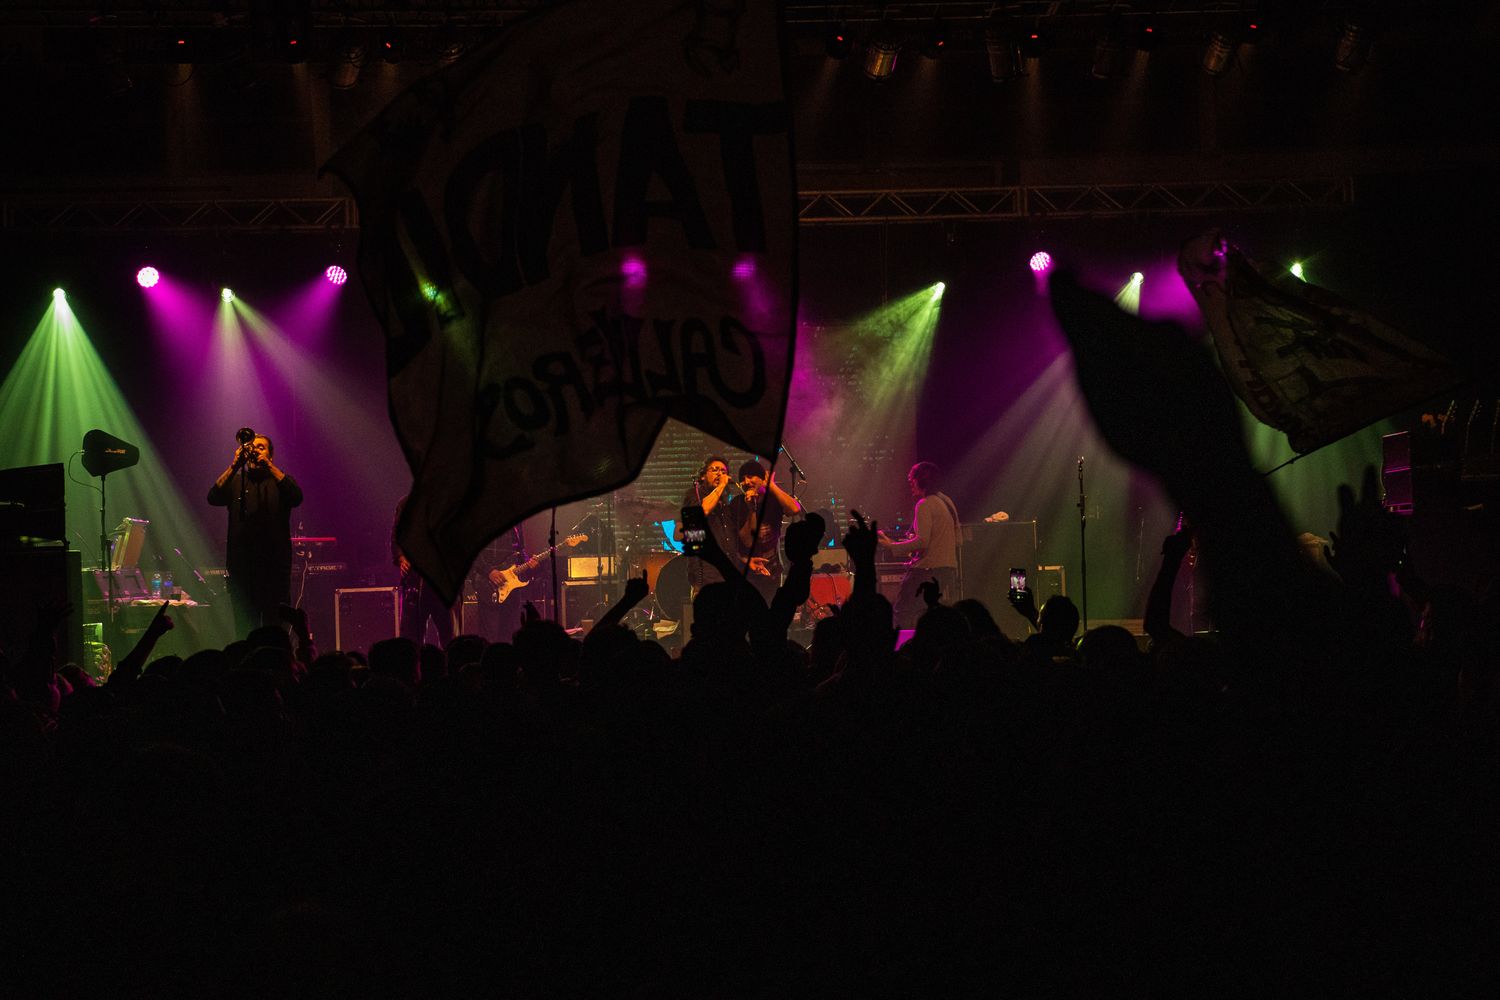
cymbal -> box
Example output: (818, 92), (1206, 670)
(612, 494), (671, 519)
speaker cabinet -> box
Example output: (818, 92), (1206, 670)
(334, 587), (400, 654)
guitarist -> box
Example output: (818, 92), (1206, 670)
(877, 461), (961, 629)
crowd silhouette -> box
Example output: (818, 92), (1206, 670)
(3, 272), (1497, 997)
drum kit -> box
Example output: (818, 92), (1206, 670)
(572, 491), (692, 641)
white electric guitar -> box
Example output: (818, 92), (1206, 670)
(488, 534), (588, 604)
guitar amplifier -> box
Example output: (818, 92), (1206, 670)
(334, 586), (400, 654)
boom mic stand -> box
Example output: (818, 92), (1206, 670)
(1077, 456), (1088, 632)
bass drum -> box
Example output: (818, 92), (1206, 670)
(653, 554), (693, 623)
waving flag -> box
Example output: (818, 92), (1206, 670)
(1179, 232), (1459, 454)
(326, 0), (796, 602)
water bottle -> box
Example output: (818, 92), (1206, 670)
(163, 570), (174, 600)
(151, 571), (162, 598)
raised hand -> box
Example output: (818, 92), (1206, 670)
(747, 556), (773, 577)
(622, 570), (649, 607)
(1326, 465), (1407, 589)
(1161, 526), (1194, 563)
(278, 603), (310, 637)
(917, 577), (942, 608)
(783, 512), (826, 564)
(148, 600), (175, 636)
(843, 509), (879, 566)
(1007, 585), (1038, 628)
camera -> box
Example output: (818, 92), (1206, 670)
(680, 505), (709, 556)
(236, 427), (256, 445)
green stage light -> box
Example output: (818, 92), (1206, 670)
(221, 287), (235, 302)
(1114, 272), (1143, 315)
(931, 282), (946, 300)
(53, 287), (66, 301)
(1290, 261), (1306, 281)
(0, 293), (234, 651)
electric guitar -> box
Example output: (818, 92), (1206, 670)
(488, 534), (588, 604)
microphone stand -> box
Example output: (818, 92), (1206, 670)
(549, 507), (560, 623)
(1077, 456), (1088, 632)
(778, 443), (808, 510)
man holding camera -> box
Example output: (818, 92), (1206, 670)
(208, 429), (303, 638)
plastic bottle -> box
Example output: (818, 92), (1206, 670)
(151, 571), (162, 598)
(163, 570), (174, 600)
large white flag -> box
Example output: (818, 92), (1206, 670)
(327, 0), (796, 602)
(1179, 232), (1458, 455)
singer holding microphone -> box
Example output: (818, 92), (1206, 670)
(208, 428), (303, 637)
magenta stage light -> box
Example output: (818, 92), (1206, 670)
(136, 266), (160, 289)
(1029, 251), (1053, 273)
(621, 255), (647, 288)
(732, 256), (756, 280)
(324, 265), (348, 286)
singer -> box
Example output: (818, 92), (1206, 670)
(679, 455), (740, 595)
(878, 461), (961, 629)
(207, 429), (303, 637)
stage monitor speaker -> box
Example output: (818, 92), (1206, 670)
(0, 547), (84, 670)
(334, 587), (400, 654)
(561, 580), (609, 630)
(961, 519), (1039, 616)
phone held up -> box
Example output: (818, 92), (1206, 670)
(1008, 567), (1027, 598)
(680, 505), (709, 556)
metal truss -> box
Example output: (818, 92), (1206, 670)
(798, 177), (1356, 225)
(1, 197), (357, 232)
(2, 177), (1352, 233)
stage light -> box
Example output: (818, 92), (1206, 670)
(379, 32), (401, 64)
(1115, 272), (1144, 314)
(621, 256), (647, 288)
(732, 256), (756, 280)
(1202, 31), (1235, 75)
(1290, 262), (1306, 281)
(1334, 21), (1372, 72)
(930, 282), (945, 301)
(1022, 28), (1048, 60)
(1029, 251), (1053, 273)
(985, 13), (1024, 83)
(864, 29), (900, 82)
(324, 265), (348, 286)
(221, 287), (235, 302)
(331, 45), (365, 89)
(920, 18), (947, 59)
(136, 266), (160, 289)
(825, 23), (853, 60)
(1137, 22), (1158, 53)
(53, 287), (66, 301)
(1092, 17), (1128, 79)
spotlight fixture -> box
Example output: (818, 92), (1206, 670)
(930, 282), (946, 301)
(984, 13), (1024, 83)
(331, 44), (365, 89)
(1290, 262), (1306, 281)
(136, 266), (160, 289)
(863, 24), (900, 81)
(864, 22), (894, 81)
(1136, 21), (1158, 53)
(1091, 17), (1128, 80)
(325, 265), (348, 286)
(731, 256), (756, 280)
(621, 256), (647, 288)
(1202, 30), (1235, 76)
(1029, 251), (1053, 273)
(379, 31), (401, 64)
(825, 22), (853, 60)
(53, 287), (66, 301)
(1334, 21), (1372, 72)
(1130, 271), (1144, 284)
(1021, 27), (1049, 61)
(920, 18), (947, 59)
(221, 287), (235, 303)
